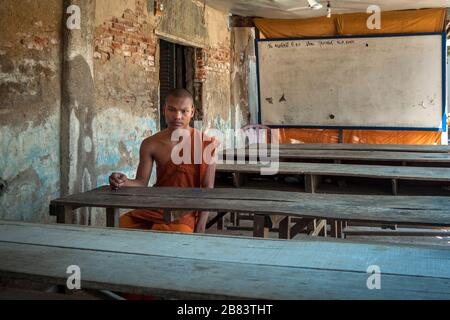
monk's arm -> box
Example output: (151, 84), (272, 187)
(195, 162), (216, 233)
(122, 140), (154, 187)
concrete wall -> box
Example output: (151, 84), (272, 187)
(231, 27), (257, 128)
(0, 0), (249, 225)
(0, 0), (62, 222)
(0, 0), (248, 224)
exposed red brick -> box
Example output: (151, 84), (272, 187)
(111, 41), (122, 50)
(112, 23), (126, 31)
(95, 2), (156, 72)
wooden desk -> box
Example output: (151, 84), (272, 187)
(217, 162), (450, 194)
(250, 143), (450, 153)
(222, 149), (450, 166)
(49, 186), (450, 239)
(1, 221), (450, 299)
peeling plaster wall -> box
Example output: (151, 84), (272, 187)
(231, 28), (257, 127)
(94, 0), (233, 192)
(156, 0), (208, 47)
(94, 0), (159, 179)
(1, 0), (236, 225)
(201, 6), (232, 133)
(0, 0), (62, 222)
(230, 27), (258, 147)
(92, 0), (158, 226)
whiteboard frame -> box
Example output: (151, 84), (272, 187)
(255, 32), (447, 132)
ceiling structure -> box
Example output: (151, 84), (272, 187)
(204, 0), (450, 19)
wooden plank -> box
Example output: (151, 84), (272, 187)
(345, 230), (450, 237)
(253, 215), (268, 238)
(217, 213), (224, 230)
(206, 212), (227, 230)
(230, 212), (236, 226)
(1, 222), (450, 299)
(3, 242), (450, 300)
(279, 216), (291, 239)
(1, 221), (449, 277)
(223, 149), (450, 164)
(49, 187), (450, 226)
(232, 172), (245, 187)
(306, 219), (317, 234)
(330, 220), (344, 238)
(391, 179), (398, 196)
(249, 143), (450, 153)
(106, 208), (119, 228)
(311, 219), (327, 237)
(216, 162), (450, 182)
(53, 205), (65, 224)
(290, 218), (310, 239)
(226, 226), (279, 232)
(305, 174), (320, 193)
(336, 220), (344, 239)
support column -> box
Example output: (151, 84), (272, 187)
(61, 0), (97, 225)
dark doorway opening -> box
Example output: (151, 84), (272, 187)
(159, 39), (196, 129)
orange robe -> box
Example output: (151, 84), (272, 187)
(119, 128), (215, 233)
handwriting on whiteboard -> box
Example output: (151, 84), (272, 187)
(267, 39), (356, 49)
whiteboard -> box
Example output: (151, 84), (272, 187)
(257, 33), (446, 131)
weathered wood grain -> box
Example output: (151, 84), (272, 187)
(0, 221), (450, 299)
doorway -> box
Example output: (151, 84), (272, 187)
(159, 39), (198, 129)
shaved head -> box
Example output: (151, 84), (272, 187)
(165, 88), (194, 105)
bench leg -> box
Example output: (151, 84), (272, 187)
(106, 208), (120, 227)
(232, 172), (246, 188)
(253, 215), (269, 238)
(55, 205), (66, 224)
(217, 214), (224, 230)
(279, 216), (291, 239)
(230, 212), (236, 226)
(54, 205), (75, 224)
(391, 179), (398, 196)
(305, 219), (317, 235)
(311, 219), (327, 237)
(319, 220), (327, 237)
(305, 175), (320, 193)
(206, 212), (227, 230)
(330, 220), (344, 238)
(290, 218), (310, 239)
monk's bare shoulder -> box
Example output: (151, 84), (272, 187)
(140, 130), (168, 155)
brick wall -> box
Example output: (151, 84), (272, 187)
(195, 44), (231, 82)
(94, 4), (156, 72)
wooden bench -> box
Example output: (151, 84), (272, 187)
(217, 162), (450, 194)
(49, 186), (450, 240)
(222, 149), (450, 167)
(250, 143), (450, 153)
(1, 221), (450, 299)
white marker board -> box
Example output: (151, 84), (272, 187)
(257, 33), (446, 131)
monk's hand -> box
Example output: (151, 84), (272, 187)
(109, 172), (128, 190)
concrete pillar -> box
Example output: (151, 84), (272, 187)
(61, 0), (96, 225)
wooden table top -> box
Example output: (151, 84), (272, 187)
(221, 149), (450, 163)
(216, 162), (450, 182)
(50, 186), (450, 226)
(1, 221), (449, 299)
(249, 143), (450, 153)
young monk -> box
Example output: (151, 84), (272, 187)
(109, 88), (217, 234)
